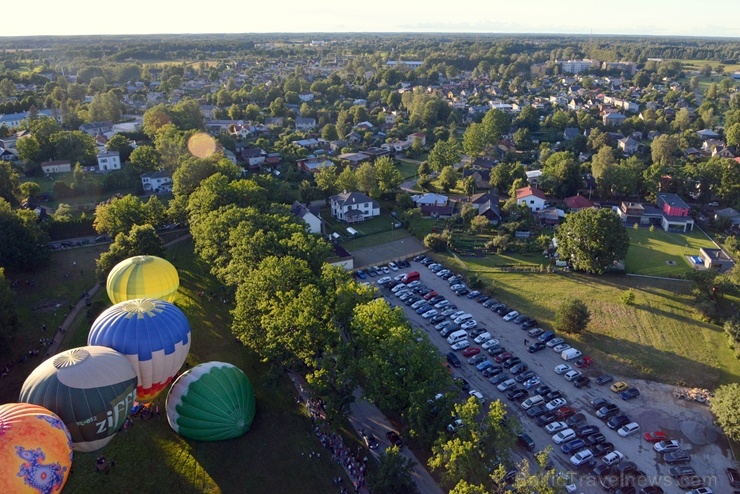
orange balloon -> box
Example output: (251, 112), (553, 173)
(0, 403), (73, 493)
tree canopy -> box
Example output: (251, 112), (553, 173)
(556, 207), (629, 274)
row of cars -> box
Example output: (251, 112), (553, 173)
(354, 258), (411, 279)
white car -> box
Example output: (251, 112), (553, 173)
(441, 308), (457, 317)
(437, 269), (451, 277)
(617, 422), (641, 437)
(564, 370), (582, 382)
(474, 332), (492, 344)
(428, 263), (441, 270)
(545, 398), (567, 411)
(450, 284), (466, 291)
(481, 339), (500, 350)
(497, 379), (517, 392)
(460, 320), (478, 331)
(393, 274), (406, 282)
(388, 262), (399, 271)
(391, 283), (406, 293)
(546, 337), (565, 348)
(376, 276), (391, 285)
(435, 321), (452, 331)
(570, 449), (594, 466)
(447, 419), (463, 433)
(421, 309), (438, 319)
(454, 313), (473, 324)
(553, 344), (572, 353)
(434, 300), (450, 309)
(602, 451), (624, 465)
(469, 390), (485, 403)
(554, 364), (572, 375)
(503, 311), (519, 321)
(545, 421), (568, 434)
(654, 440), (680, 453)
(411, 300), (427, 310)
(552, 429), (576, 444)
(449, 310), (466, 321)
(451, 340), (469, 351)
(406, 280), (421, 288)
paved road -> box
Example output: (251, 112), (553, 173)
(379, 258), (736, 494)
(348, 388), (444, 494)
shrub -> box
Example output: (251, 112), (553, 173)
(555, 299), (590, 334)
(621, 290), (636, 305)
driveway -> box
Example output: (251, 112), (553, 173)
(378, 257), (737, 494)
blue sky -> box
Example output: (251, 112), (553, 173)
(5, 0), (740, 37)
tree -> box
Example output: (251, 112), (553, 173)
(490, 161), (526, 195)
(428, 139), (460, 172)
(368, 446), (418, 494)
(590, 146), (617, 181)
(711, 384), (740, 442)
(462, 123), (486, 157)
(555, 299), (591, 334)
(0, 161), (20, 206)
(128, 145), (161, 175)
(355, 162), (377, 195)
(541, 152), (581, 198)
(19, 182), (39, 201)
(106, 134), (133, 163)
(424, 233), (449, 252)
(481, 108), (510, 143)
(0, 199), (49, 271)
(726, 122), (740, 149)
(470, 215), (489, 234)
(438, 166), (458, 193)
(556, 208), (630, 274)
(374, 156), (403, 194)
(0, 268), (20, 355)
(314, 165), (338, 201)
(336, 166), (357, 193)
(16, 135), (41, 163)
(418, 161), (431, 177)
(460, 203), (476, 223)
(321, 123), (338, 141)
(52, 203), (74, 222)
(95, 224), (165, 282)
(462, 175), (476, 198)
(93, 194), (149, 237)
(73, 163), (86, 184)
(651, 134), (678, 167)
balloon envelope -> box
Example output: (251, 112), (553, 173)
(0, 403), (73, 494)
(166, 362), (256, 441)
(106, 255), (179, 304)
(88, 298), (191, 402)
(19, 346), (138, 453)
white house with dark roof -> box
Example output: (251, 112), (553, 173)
(141, 170), (173, 193)
(97, 151), (121, 171)
(329, 191), (380, 223)
(291, 201), (321, 234)
(295, 117), (317, 131)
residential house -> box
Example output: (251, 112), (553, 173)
(345, 131), (363, 144)
(407, 132), (426, 146)
(477, 199), (502, 224)
(295, 117), (317, 131)
(715, 207), (740, 227)
(338, 153), (371, 167)
(41, 160), (71, 174)
(462, 168), (490, 189)
(79, 121), (113, 136)
(381, 140), (411, 154)
(515, 186), (546, 212)
(298, 93), (315, 102)
(603, 113), (626, 127)
(0, 109), (62, 129)
(291, 201), (321, 234)
(712, 146), (735, 159)
(537, 207), (565, 226)
(468, 193), (497, 210)
(525, 169), (543, 186)
(264, 117), (284, 128)
(564, 195), (595, 212)
(97, 151), (121, 171)
(411, 193), (449, 207)
(297, 157), (333, 173)
(558, 59), (598, 74)
(696, 129), (720, 141)
(0, 147), (17, 161)
(618, 136), (639, 154)
(240, 147), (266, 168)
(199, 105), (217, 119)
(141, 170), (173, 193)
(655, 193), (695, 232)
(329, 191), (380, 223)
(292, 138), (325, 150)
(700, 248), (735, 272)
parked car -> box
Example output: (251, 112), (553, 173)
(610, 381), (629, 393)
(727, 467), (740, 487)
(545, 398), (567, 411)
(502, 357), (521, 369)
(507, 388), (528, 401)
(552, 429), (576, 444)
(553, 343), (572, 353)
(527, 342), (546, 353)
(546, 337), (565, 348)
(386, 430), (403, 448)
(466, 290), (481, 299)
(555, 406), (576, 420)
(555, 364), (572, 375)
(460, 320), (478, 331)
(593, 442), (615, 456)
(574, 376), (590, 388)
(477, 295), (491, 303)
(576, 425), (600, 438)
(545, 421), (568, 434)
(481, 339), (500, 350)
(476, 360), (494, 372)
(536, 412), (557, 427)
(468, 390), (485, 404)
(521, 319), (538, 329)
(561, 438), (586, 454)
(596, 404), (620, 419)
(483, 366), (504, 378)
(454, 377), (470, 391)
(513, 315), (529, 324)
(570, 449), (594, 466)
(450, 340), (470, 351)
(596, 374), (614, 385)
(361, 430), (379, 449)
(526, 405), (548, 418)
(523, 376), (541, 389)
(503, 311), (520, 321)
(585, 433), (606, 446)
(497, 379), (517, 392)
(663, 450), (691, 464)
(509, 363), (528, 375)
(564, 370), (582, 381)
(608, 415), (631, 430)
(644, 431), (668, 442)
(617, 422), (641, 437)
(462, 347), (480, 357)
(474, 332), (492, 344)
(654, 440), (680, 453)
(603, 450), (624, 466)
(566, 413), (587, 428)
(447, 419), (464, 433)
(515, 370), (536, 383)
(621, 388), (640, 400)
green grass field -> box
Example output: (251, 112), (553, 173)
(396, 160), (419, 180)
(625, 227), (718, 276)
(436, 252), (740, 389)
(4, 240), (349, 493)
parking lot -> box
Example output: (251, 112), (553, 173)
(375, 257), (738, 494)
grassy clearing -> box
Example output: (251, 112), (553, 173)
(20, 172), (136, 211)
(396, 160), (419, 180)
(6, 240), (347, 493)
(434, 252), (740, 389)
(626, 227), (717, 276)
(343, 229), (412, 250)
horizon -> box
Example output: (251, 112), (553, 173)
(4, 0), (740, 38)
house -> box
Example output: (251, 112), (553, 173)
(327, 243), (354, 271)
(715, 207), (740, 227)
(618, 136), (639, 154)
(141, 170), (173, 193)
(468, 192), (498, 210)
(0, 109), (62, 129)
(293, 138), (325, 150)
(41, 160), (71, 174)
(537, 207), (565, 226)
(515, 186), (546, 212)
(462, 169), (490, 189)
(420, 204), (455, 217)
(291, 201), (321, 234)
(696, 129), (720, 141)
(525, 169), (543, 186)
(411, 193), (449, 207)
(564, 195), (595, 212)
(338, 153), (370, 167)
(298, 93), (315, 102)
(603, 113), (626, 127)
(79, 121), (113, 136)
(264, 117), (284, 128)
(477, 199), (502, 224)
(329, 191), (380, 223)
(97, 151), (121, 171)
(295, 117), (317, 131)
(699, 248), (735, 272)
(297, 157), (333, 173)
(381, 140), (411, 154)
(0, 147), (17, 161)
(345, 131), (363, 144)
(407, 132), (427, 146)
(240, 147), (266, 167)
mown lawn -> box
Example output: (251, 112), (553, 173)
(626, 227), (718, 276)
(343, 228), (412, 250)
(8, 240), (346, 494)
(434, 252), (740, 389)
(396, 160), (419, 179)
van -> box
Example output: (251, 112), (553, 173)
(561, 348), (583, 361)
(402, 271), (420, 284)
(447, 330), (468, 345)
(520, 395), (545, 410)
(446, 352), (461, 368)
(454, 313), (473, 324)
(538, 330), (555, 343)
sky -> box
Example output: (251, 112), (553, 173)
(5, 0), (740, 38)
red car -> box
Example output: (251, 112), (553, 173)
(423, 291), (438, 300)
(462, 347), (480, 357)
(644, 431), (668, 442)
(575, 356), (593, 368)
(494, 352), (513, 363)
(555, 406), (576, 420)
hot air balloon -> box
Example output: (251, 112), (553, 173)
(88, 298), (191, 402)
(106, 255), (179, 304)
(166, 362), (256, 441)
(0, 403), (73, 494)
(19, 346), (138, 453)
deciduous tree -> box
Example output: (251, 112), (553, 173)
(711, 383), (740, 442)
(556, 207), (629, 274)
(555, 298), (591, 334)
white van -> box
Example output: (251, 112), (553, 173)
(561, 348), (583, 361)
(447, 329), (468, 345)
(520, 395), (545, 410)
(454, 313), (473, 324)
